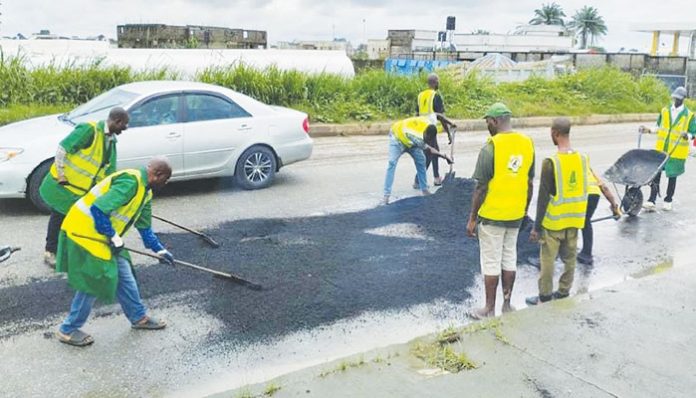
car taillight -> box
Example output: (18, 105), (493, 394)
(302, 117), (310, 134)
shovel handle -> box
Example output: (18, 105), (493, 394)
(70, 233), (261, 290)
(152, 215), (220, 248)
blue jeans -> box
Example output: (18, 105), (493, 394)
(383, 133), (428, 196)
(60, 256), (147, 334)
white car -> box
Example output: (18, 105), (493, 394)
(0, 81), (313, 212)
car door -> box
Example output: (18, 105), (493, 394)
(182, 92), (255, 176)
(118, 94), (185, 176)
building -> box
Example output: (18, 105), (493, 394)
(367, 39), (390, 60)
(117, 24), (267, 49)
(275, 38), (353, 55)
(386, 25), (573, 61)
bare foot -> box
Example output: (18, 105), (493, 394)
(502, 303), (516, 313)
(421, 189), (431, 196)
(468, 307), (493, 320)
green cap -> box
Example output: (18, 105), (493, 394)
(483, 102), (512, 118)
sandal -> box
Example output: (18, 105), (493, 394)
(132, 316), (167, 330)
(57, 329), (94, 347)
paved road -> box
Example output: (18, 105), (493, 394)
(0, 122), (694, 397)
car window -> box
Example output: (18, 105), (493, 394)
(66, 88), (139, 124)
(185, 94), (250, 122)
(128, 95), (180, 128)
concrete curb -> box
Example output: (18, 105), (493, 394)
(309, 113), (658, 138)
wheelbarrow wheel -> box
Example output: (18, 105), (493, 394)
(621, 187), (643, 217)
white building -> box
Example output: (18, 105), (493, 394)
(367, 39), (390, 60)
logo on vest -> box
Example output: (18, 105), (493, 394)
(568, 171), (578, 192)
(507, 155), (523, 173)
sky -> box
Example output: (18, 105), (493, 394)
(1, 0), (694, 54)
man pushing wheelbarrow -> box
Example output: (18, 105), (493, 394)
(639, 86), (696, 212)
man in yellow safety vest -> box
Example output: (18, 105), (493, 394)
(413, 73), (453, 187)
(640, 86), (696, 212)
(467, 103), (535, 318)
(55, 157), (173, 347)
(39, 107), (130, 268)
(382, 114), (455, 205)
(527, 118), (590, 305)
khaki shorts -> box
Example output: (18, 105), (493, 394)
(478, 223), (519, 276)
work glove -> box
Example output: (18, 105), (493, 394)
(157, 249), (174, 266)
(109, 234), (124, 253)
(447, 132), (453, 145)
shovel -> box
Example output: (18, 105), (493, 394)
(70, 233), (262, 291)
(152, 215), (220, 248)
(58, 182), (220, 249)
(0, 246), (20, 264)
(442, 128), (457, 184)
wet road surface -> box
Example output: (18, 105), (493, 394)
(0, 122), (694, 396)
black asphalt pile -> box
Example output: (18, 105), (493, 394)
(0, 178), (539, 343)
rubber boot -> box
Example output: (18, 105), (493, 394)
(501, 270), (516, 313)
(471, 275), (498, 319)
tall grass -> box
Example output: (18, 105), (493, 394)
(0, 52), (675, 126)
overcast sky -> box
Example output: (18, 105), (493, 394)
(2, 1), (694, 54)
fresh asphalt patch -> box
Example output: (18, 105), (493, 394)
(0, 178), (539, 344)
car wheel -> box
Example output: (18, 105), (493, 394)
(234, 146), (277, 190)
(28, 161), (52, 214)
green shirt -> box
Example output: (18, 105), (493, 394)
(39, 121), (117, 214)
(56, 167), (151, 302)
(472, 138), (535, 228)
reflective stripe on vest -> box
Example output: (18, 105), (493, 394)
(655, 107), (694, 160)
(588, 170), (601, 195)
(61, 169), (151, 261)
(478, 132), (535, 221)
(50, 122), (110, 195)
(542, 152), (589, 231)
(391, 116), (431, 148)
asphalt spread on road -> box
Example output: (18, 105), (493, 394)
(0, 178), (539, 344)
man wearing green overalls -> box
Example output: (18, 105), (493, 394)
(640, 87), (696, 212)
(39, 108), (129, 267)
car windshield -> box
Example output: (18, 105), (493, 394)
(65, 88), (139, 124)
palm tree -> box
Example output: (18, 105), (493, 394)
(529, 3), (566, 26)
(568, 6), (608, 49)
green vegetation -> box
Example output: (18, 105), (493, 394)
(318, 356), (367, 378)
(263, 383), (282, 396)
(411, 340), (478, 373)
(0, 52), (673, 127)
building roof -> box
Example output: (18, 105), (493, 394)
(630, 23), (696, 35)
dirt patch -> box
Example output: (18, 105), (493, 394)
(0, 178), (539, 344)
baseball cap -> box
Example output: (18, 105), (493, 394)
(671, 86), (687, 100)
(483, 102), (512, 118)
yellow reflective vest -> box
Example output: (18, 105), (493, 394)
(478, 132), (535, 221)
(61, 169), (151, 261)
(655, 107), (694, 160)
(588, 170), (601, 195)
(417, 89), (444, 133)
(542, 152), (590, 231)
(418, 89), (437, 114)
(50, 122), (111, 195)
(391, 117), (431, 148)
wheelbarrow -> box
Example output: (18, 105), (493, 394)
(602, 130), (684, 216)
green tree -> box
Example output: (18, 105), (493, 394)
(568, 6), (608, 49)
(529, 3), (566, 26)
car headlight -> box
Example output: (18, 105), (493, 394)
(0, 148), (24, 163)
